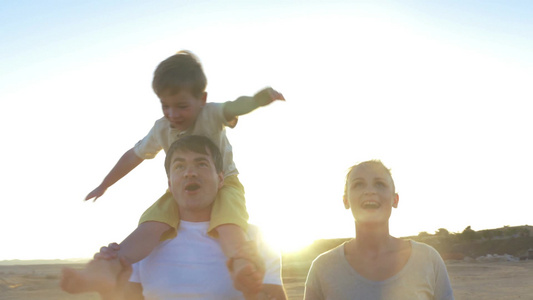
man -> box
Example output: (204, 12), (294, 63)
(98, 135), (286, 299)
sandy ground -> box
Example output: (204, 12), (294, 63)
(1, 260), (532, 299)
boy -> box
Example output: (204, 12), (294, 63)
(61, 51), (284, 296)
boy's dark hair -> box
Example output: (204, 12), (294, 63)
(165, 135), (223, 176)
(152, 50), (207, 98)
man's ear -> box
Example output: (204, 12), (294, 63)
(168, 178), (171, 190)
(392, 193), (399, 208)
(343, 195), (350, 209)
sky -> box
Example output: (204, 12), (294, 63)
(1, 0), (532, 261)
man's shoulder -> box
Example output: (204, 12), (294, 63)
(247, 223), (260, 231)
(245, 224), (278, 257)
(245, 224), (262, 240)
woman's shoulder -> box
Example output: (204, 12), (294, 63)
(410, 240), (438, 252)
(312, 242), (347, 266)
(408, 240), (444, 261)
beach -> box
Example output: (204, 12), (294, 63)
(1, 259), (532, 299)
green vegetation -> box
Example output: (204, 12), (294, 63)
(282, 225), (533, 275)
(412, 225), (533, 258)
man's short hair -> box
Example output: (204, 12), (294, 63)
(152, 50), (207, 98)
(164, 135), (223, 176)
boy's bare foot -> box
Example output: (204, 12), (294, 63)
(60, 259), (120, 294)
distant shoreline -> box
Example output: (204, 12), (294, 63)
(0, 258), (90, 266)
(5, 225), (531, 265)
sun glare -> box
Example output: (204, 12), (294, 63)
(261, 226), (317, 254)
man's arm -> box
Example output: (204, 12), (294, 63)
(223, 87), (284, 121)
(86, 147), (144, 201)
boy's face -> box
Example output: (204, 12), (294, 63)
(343, 163), (399, 224)
(167, 148), (224, 221)
(160, 90), (207, 131)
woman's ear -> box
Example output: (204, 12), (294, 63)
(392, 193), (399, 208)
(343, 195), (350, 209)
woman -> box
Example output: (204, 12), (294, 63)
(304, 160), (454, 300)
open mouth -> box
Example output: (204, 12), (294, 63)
(185, 183), (201, 192)
(361, 201), (380, 209)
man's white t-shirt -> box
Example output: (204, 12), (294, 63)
(130, 221), (282, 300)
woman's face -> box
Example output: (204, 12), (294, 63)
(343, 162), (399, 224)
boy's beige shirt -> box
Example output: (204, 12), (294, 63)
(134, 102), (238, 177)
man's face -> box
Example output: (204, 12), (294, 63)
(343, 162), (398, 224)
(160, 90), (206, 131)
(167, 148), (223, 221)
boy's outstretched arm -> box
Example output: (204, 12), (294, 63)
(86, 148), (144, 201)
(223, 87), (284, 121)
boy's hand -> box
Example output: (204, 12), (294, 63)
(85, 185), (107, 201)
(253, 87), (285, 107)
(94, 243), (121, 260)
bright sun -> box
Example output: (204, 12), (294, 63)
(259, 224), (317, 254)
